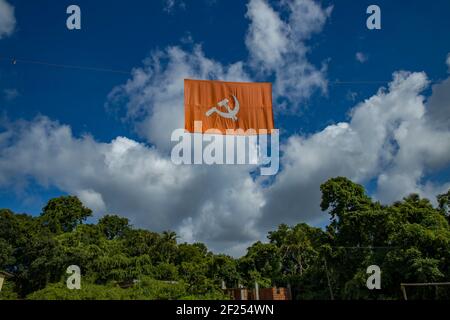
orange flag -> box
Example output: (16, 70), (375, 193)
(184, 79), (274, 134)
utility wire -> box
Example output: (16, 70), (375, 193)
(330, 80), (390, 85)
(0, 56), (427, 85)
(0, 56), (131, 75)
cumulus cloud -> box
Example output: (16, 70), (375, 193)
(107, 45), (250, 151)
(0, 117), (264, 256)
(109, 0), (331, 144)
(260, 71), (450, 229)
(3, 70), (450, 256)
(76, 189), (107, 213)
(427, 77), (450, 130)
(245, 0), (288, 68)
(0, 0), (15, 39)
(2, 0), (450, 257)
(246, 0), (332, 111)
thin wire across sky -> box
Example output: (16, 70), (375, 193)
(0, 56), (407, 85)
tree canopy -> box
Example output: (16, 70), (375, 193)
(1, 177), (449, 300)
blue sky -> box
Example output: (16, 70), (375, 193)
(1, 0), (450, 255)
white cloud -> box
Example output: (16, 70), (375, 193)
(76, 189), (107, 213)
(245, 0), (288, 68)
(356, 52), (368, 63)
(260, 71), (450, 229)
(285, 0), (333, 39)
(427, 77), (450, 130)
(107, 45), (250, 151)
(4, 71), (450, 256)
(109, 0), (331, 144)
(245, 0), (332, 112)
(0, 0), (15, 39)
(0, 117), (263, 256)
(1, 0), (450, 257)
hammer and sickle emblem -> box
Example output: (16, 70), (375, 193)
(205, 95), (240, 121)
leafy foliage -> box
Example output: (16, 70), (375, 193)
(41, 196), (92, 234)
(1, 177), (450, 300)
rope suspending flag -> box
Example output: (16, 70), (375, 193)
(184, 79), (275, 134)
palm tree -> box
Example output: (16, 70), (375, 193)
(160, 231), (178, 263)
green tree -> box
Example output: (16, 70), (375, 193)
(2, 178), (450, 301)
(158, 231), (178, 263)
(40, 196), (92, 234)
(269, 223), (325, 277)
(238, 241), (281, 287)
(209, 254), (240, 288)
(98, 215), (131, 240)
(437, 189), (450, 222)
(319, 178), (450, 299)
(0, 238), (14, 269)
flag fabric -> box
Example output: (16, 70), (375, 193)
(184, 79), (274, 134)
